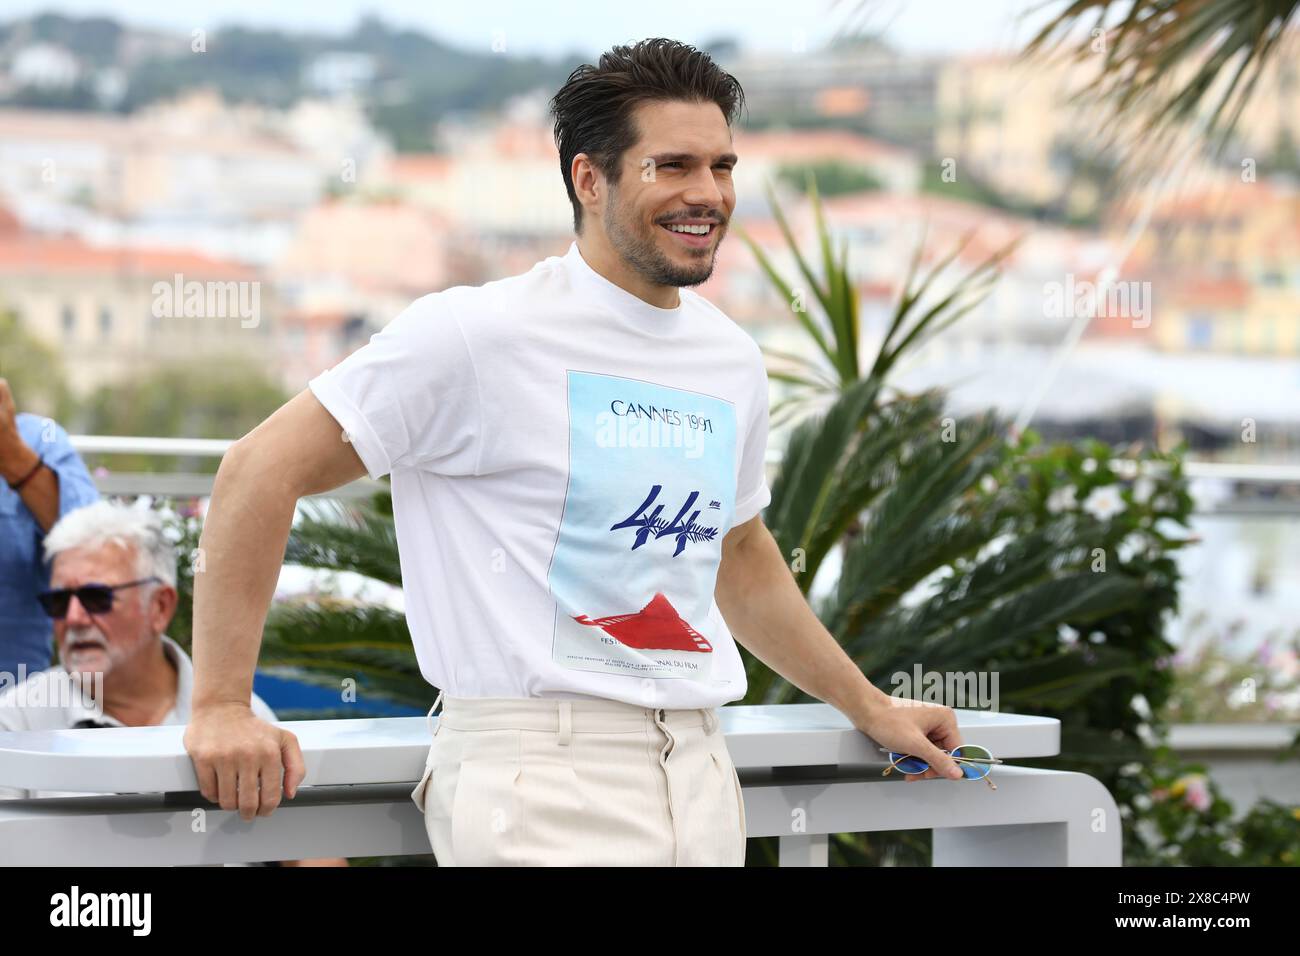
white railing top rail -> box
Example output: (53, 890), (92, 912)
(0, 704), (1058, 794)
(68, 435), (1300, 480)
(65, 435), (1300, 508)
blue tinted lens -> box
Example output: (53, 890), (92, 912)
(951, 745), (992, 778)
(890, 753), (929, 774)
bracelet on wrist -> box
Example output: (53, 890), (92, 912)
(7, 454), (44, 491)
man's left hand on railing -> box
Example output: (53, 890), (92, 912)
(854, 696), (965, 781)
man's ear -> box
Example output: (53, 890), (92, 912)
(152, 584), (179, 632)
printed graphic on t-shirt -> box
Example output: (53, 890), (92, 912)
(548, 370), (737, 682)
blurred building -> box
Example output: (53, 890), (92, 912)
(368, 91), (571, 240)
(725, 37), (942, 150)
(731, 126), (921, 203)
(271, 197), (456, 388)
(1114, 174), (1300, 357)
(0, 205), (276, 397)
(0, 90), (391, 264)
(936, 32), (1300, 216)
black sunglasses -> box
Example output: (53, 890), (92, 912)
(36, 577), (162, 619)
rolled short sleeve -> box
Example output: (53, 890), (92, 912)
(307, 292), (482, 479)
(19, 414), (98, 520)
(733, 346), (771, 526)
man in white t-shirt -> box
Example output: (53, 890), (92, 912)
(184, 37), (966, 866)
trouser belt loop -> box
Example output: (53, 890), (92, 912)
(427, 690), (444, 738)
(703, 708), (718, 735)
(558, 700), (572, 746)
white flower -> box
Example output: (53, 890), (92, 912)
(1227, 686), (1251, 709)
(1082, 485), (1125, 521)
(979, 474), (998, 494)
(1132, 476), (1155, 504)
(1081, 457), (1097, 474)
(1115, 531), (1146, 563)
(1047, 484), (1078, 514)
(1058, 623), (1080, 644)
(1265, 688), (1300, 717)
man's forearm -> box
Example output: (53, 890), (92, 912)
(715, 522), (891, 728)
(191, 444), (296, 711)
(0, 439), (59, 531)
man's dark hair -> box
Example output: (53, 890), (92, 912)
(548, 38), (746, 234)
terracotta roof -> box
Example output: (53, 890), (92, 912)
(386, 154), (454, 181)
(0, 205), (21, 238)
(0, 233), (257, 279)
(1113, 179), (1284, 224)
(492, 125), (558, 159)
(1160, 275), (1253, 310)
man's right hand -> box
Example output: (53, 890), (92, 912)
(183, 703), (306, 821)
(0, 377), (32, 476)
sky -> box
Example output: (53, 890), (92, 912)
(6, 0), (1061, 59)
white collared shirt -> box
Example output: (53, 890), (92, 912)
(0, 634), (278, 799)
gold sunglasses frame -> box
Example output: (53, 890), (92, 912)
(879, 746), (1004, 790)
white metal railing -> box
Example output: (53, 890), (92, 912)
(72, 436), (234, 457)
(68, 435), (1300, 509)
(0, 705), (1123, 866)
(70, 435), (386, 500)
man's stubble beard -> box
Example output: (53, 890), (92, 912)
(59, 596), (156, 679)
(602, 185), (721, 289)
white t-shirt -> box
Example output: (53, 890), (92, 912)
(308, 240), (771, 710)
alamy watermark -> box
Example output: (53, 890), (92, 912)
(151, 273), (261, 328)
(889, 664), (1000, 713)
(1044, 274), (1152, 328)
(0, 666), (105, 714)
(593, 405), (711, 459)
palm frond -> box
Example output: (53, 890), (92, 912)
(286, 497), (402, 585)
(1022, 0), (1300, 156)
(765, 374), (882, 571)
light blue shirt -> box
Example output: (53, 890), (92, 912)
(0, 413), (99, 678)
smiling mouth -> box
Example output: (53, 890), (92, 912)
(659, 222), (719, 246)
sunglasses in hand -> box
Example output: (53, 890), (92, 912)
(880, 745), (1003, 790)
(36, 577), (161, 618)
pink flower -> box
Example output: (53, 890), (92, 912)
(1272, 649), (1298, 681)
(1183, 775), (1211, 812)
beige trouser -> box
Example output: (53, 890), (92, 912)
(410, 692), (747, 866)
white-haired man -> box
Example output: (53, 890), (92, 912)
(0, 500), (346, 866)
